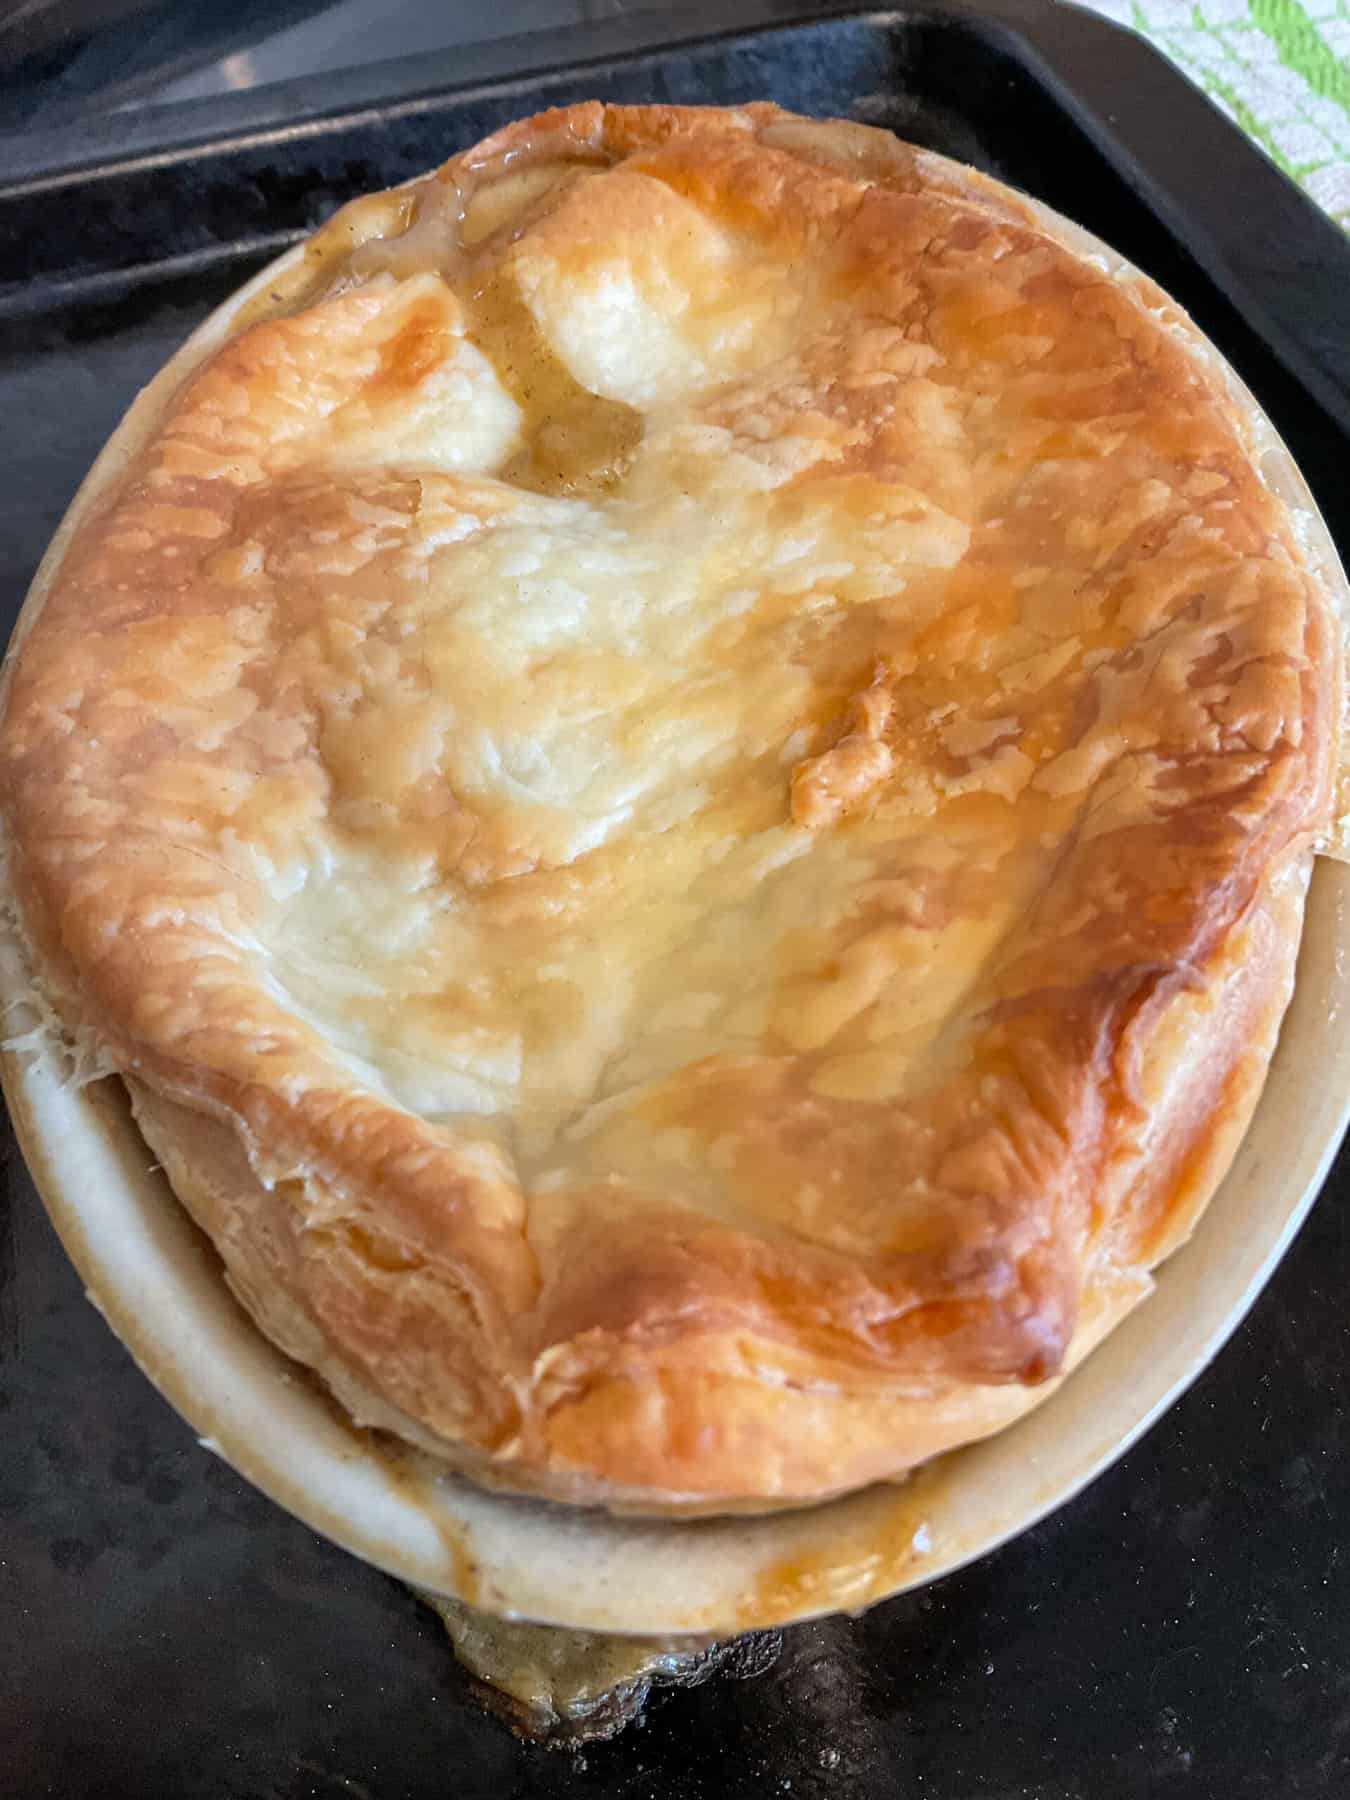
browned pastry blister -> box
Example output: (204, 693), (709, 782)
(0, 103), (1339, 1512)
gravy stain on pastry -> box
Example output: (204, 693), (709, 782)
(0, 103), (1339, 1512)
(464, 270), (643, 497)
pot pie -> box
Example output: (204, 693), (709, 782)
(0, 103), (1341, 1516)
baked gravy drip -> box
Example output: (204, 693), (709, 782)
(455, 153), (643, 497)
(235, 137), (642, 498)
(419, 1591), (784, 1745)
(228, 184), (429, 332)
(464, 270), (643, 498)
(327, 148), (643, 497)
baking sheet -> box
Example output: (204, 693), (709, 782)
(3, 3), (1350, 1793)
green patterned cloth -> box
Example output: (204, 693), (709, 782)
(1075, 0), (1350, 227)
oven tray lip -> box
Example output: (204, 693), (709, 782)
(2, 0), (1347, 441)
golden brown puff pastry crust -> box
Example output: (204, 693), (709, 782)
(0, 103), (1339, 1510)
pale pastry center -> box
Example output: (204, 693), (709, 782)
(249, 166), (1042, 1175)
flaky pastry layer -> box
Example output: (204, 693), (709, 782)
(0, 104), (1339, 1509)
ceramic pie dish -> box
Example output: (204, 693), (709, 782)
(2, 104), (1347, 1634)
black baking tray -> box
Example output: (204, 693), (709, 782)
(3, 5), (1350, 1796)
